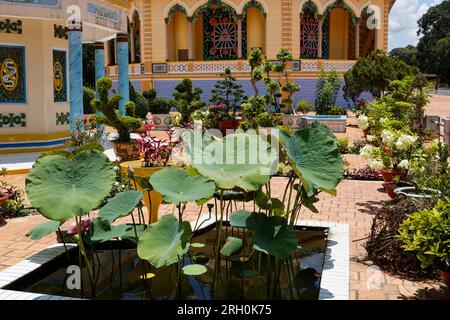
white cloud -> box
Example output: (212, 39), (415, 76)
(388, 0), (444, 50)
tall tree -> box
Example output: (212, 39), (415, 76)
(389, 45), (419, 69)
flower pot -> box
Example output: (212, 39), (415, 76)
(394, 187), (442, 199)
(218, 119), (239, 136)
(112, 141), (141, 162)
(0, 193), (8, 207)
(380, 170), (404, 183)
(0, 212), (5, 224)
(363, 128), (370, 138)
(149, 114), (171, 130)
(383, 182), (397, 199)
(282, 114), (301, 130)
(120, 160), (164, 224)
(440, 271), (450, 293)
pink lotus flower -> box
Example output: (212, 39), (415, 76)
(67, 217), (94, 235)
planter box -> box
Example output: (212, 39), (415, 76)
(0, 217), (349, 300)
(282, 115), (302, 130)
(147, 113), (171, 130)
(300, 115), (347, 133)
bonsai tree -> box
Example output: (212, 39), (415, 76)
(315, 70), (341, 115)
(83, 87), (95, 114)
(172, 78), (206, 126)
(90, 77), (141, 142)
(277, 48), (300, 114)
(248, 48), (265, 96)
(209, 68), (246, 115)
(143, 88), (176, 115)
(344, 49), (418, 103)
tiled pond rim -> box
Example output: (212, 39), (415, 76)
(0, 217), (349, 300)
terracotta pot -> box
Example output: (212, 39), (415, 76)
(440, 271), (450, 297)
(120, 160), (164, 224)
(380, 170), (405, 183)
(149, 114), (172, 130)
(0, 193), (8, 207)
(218, 119), (239, 136)
(383, 182), (397, 199)
(363, 128), (370, 138)
(0, 212), (5, 224)
(112, 141), (141, 162)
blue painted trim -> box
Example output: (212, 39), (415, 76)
(117, 40), (129, 115)
(68, 30), (83, 132)
(0, 44), (27, 104)
(0, 138), (68, 149)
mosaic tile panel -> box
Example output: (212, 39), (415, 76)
(0, 113), (26, 127)
(56, 112), (70, 125)
(53, 49), (67, 102)
(0, 45), (26, 103)
(0, 19), (22, 34)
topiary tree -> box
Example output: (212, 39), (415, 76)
(344, 49), (418, 103)
(129, 82), (149, 119)
(83, 87), (95, 114)
(248, 48), (265, 96)
(173, 78), (206, 125)
(209, 68), (246, 115)
(148, 97), (176, 114)
(90, 77), (141, 142)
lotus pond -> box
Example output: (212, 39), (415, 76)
(9, 223), (328, 300)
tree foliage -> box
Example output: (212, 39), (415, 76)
(209, 68), (246, 115)
(173, 79), (206, 125)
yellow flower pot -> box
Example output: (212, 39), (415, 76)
(120, 160), (164, 224)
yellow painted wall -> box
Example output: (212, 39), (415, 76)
(246, 8), (265, 56)
(0, 18), (69, 135)
(329, 8), (349, 60)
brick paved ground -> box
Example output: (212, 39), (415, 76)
(1, 95), (449, 300)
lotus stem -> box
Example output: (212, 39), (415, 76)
(75, 217), (96, 298)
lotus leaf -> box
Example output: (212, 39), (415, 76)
(229, 210), (252, 228)
(99, 191), (143, 222)
(220, 237), (244, 257)
(88, 218), (132, 243)
(280, 124), (344, 196)
(183, 132), (278, 191)
(26, 220), (60, 240)
(137, 215), (192, 268)
(246, 213), (298, 258)
(26, 151), (115, 220)
(149, 168), (216, 203)
(182, 264), (207, 276)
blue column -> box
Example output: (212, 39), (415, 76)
(94, 42), (105, 98)
(117, 33), (129, 115)
(68, 26), (83, 132)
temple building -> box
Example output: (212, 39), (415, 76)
(0, 0), (395, 153)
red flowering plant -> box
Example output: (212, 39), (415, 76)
(137, 129), (182, 168)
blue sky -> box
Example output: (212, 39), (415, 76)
(389, 0), (444, 50)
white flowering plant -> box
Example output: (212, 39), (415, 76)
(360, 130), (419, 173)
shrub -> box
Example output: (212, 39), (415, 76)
(295, 100), (312, 114)
(148, 97), (176, 114)
(315, 70), (341, 115)
(328, 106), (347, 115)
(255, 112), (283, 128)
(240, 96), (266, 129)
(336, 137), (349, 154)
(397, 197), (450, 271)
(83, 87), (96, 114)
(173, 79), (206, 125)
(209, 68), (246, 115)
(0, 170), (31, 219)
(129, 82), (149, 119)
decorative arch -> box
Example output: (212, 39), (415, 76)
(242, 0), (266, 59)
(300, 0), (328, 59)
(240, 0), (267, 17)
(167, 4), (188, 23)
(163, 1), (191, 19)
(299, 0), (321, 16)
(323, 0), (358, 23)
(300, 0), (319, 18)
(192, 0), (238, 23)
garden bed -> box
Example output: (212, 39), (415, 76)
(0, 217), (349, 300)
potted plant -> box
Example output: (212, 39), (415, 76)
(357, 115), (370, 138)
(120, 129), (183, 223)
(0, 191), (7, 223)
(395, 140), (447, 199)
(172, 78), (205, 128)
(397, 197), (450, 295)
(145, 89), (176, 130)
(205, 104), (238, 135)
(90, 78), (142, 161)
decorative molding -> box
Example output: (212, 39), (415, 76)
(0, 45), (26, 103)
(152, 63), (168, 74)
(0, 113), (26, 128)
(56, 112), (70, 125)
(53, 24), (68, 39)
(0, 19), (22, 34)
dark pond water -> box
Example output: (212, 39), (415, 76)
(8, 223), (328, 300)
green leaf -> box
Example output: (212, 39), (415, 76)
(26, 151), (115, 220)
(183, 264), (207, 276)
(255, 189), (284, 215)
(137, 215), (192, 268)
(133, 176), (153, 191)
(149, 167), (216, 203)
(26, 220), (60, 240)
(99, 191), (143, 223)
(190, 243), (205, 248)
(246, 213), (298, 259)
(220, 237), (243, 257)
(183, 132), (278, 191)
(280, 124), (344, 195)
(88, 218), (132, 243)
(230, 210), (252, 228)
